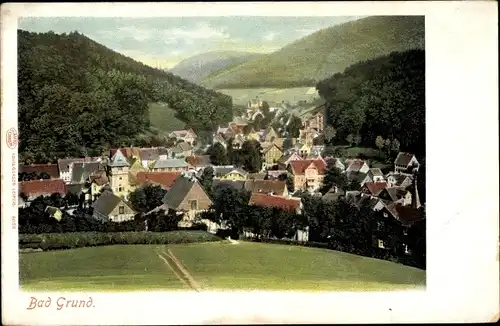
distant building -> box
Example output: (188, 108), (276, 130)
(92, 191), (136, 223)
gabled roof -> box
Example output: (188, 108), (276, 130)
(368, 168), (384, 177)
(177, 142), (193, 152)
(151, 159), (188, 169)
(249, 193), (301, 212)
(289, 159), (327, 175)
(386, 173), (413, 187)
(20, 179), (67, 197)
(108, 149), (130, 168)
(213, 179), (246, 191)
(379, 186), (408, 202)
(346, 159), (367, 172)
(66, 183), (83, 195)
(92, 191), (134, 217)
(278, 153), (303, 165)
(213, 166), (235, 177)
(20, 164), (59, 179)
(362, 182), (388, 196)
(71, 162), (103, 184)
(162, 175), (209, 210)
(90, 170), (108, 186)
(322, 187), (345, 202)
(394, 152), (416, 167)
(244, 180), (287, 196)
(139, 148), (160, 161)
(185, 155), (211, 168)
(57, 157), (101, 173)
(248, 172), (267, 180)
(135, 172), (181, 189)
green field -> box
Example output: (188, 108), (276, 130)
(218, 87), (319, 106)
(148, 102), (186, 133)
(20, 241), (425, 292)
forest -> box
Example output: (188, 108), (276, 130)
(316, 49), (425, 159)
(17, 30), (233, 163)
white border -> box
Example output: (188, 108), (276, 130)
(2, 2), (499, 324)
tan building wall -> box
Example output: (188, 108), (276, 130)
(109, 166), (130, 199)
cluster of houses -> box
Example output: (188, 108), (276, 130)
(18, 100), (424, 251)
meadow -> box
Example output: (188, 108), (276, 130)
(20, 241), (425, 292)
(148, 102), (186, 133)
(217, 87), (319, 106)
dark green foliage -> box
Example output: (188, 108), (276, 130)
(286, 116), (303, 138)
(317, 49), (425, 158)
(198, 166), (215, 197)
(206, 142), (229, 166)
(18, 30), (232, 163)
(129, 184), (167, 213)
(320, 162), (348, 194)
(19, 231), (222, 251)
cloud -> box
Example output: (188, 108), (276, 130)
(117, 26), (152, 42)
(262, 31), (278, 42)
(161, 22), (230, 44)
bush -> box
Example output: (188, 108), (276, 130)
(19, 230), (222, 251)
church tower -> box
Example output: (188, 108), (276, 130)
(107, 149), (130, 200)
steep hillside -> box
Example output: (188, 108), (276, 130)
(18, 30), (232, 163)
(170, 51), (262, 83)
(201, 16), (424, 89)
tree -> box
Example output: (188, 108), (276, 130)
(286, 174), (295, 193)
(323, 125), (336, 144)
(286, 115), (302, 138)
(390, 138), (401, 156)
(129, 184), (166, 213)
(199, 166), (214, 197)
(206, 142), (228, 166)
(353, 134), (362, 146)
(320, 163), (348, 195)
(375, 135), (385, 156)
(384, 138), (392, 157)
(277, 173), (288, 181)
(239, 140), (263, 173)
(346, 134), (354, 147)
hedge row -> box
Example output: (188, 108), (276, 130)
(242, 237), (330, 249)
(19, 230), (222, 251)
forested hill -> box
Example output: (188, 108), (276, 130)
(18, 30), (232, 164)
(317, 49), (425, 159)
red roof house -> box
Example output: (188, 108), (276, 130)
(135, 172), (182, 190)
(289, 159), (327, 175)
(248, 193), (302, 213)
(19, 163), (60, 179)
(19, 179), (67, 200)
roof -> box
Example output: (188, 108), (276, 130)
(71, 162), (103, 184)
(177, 142), (193, 152)
(394, 152), (416, 167)
(139, 148), (160, 161)
(386, 173), (413, 186)
(249, 193), (301, 212)
(213, 179), (246, 191)
(135, 172), (181, 189)
(20, 163), (59, 179)
(385, 202), (425, 226)
(20, 179), (67, 197)
(278, 153), (302, 165)
(363, 182), (388, 196)
(322, 187), (345, 202)
(66, 183), (83, 195)
(214, 166), (247, 178)
(162, 175), (199, 210)
(272, 137), (285, 149)
(57, 157), (100, 173)
(157, 147), (169, 156)
(108, 149), (130, 168)
(266, 170), (288, 178)
(369, 168), (384, 177)
(90, 170), (108, 186)
(248, 172), (267, 180)
(289, 159), (327, 175)
(110, 148), (136, 160)
(244, 180), (287, 196)
(92, 191), (133, 217)
(346, 159), (367, 172)
(381, 187), (408, 202)
(185, 155), (211, 168)
(151, 159), (188, 169)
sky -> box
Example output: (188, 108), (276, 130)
(18, 16), (363, 69)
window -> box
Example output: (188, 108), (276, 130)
(378, 239), (385, 249)
(190, 200), (198, 210)
(119, 177), (122, 180)
(118, 187), (123, 192)
(119, 206), (124, 214)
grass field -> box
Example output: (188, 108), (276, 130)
(218, 87), (319, 106)
(148, 102), (186, 133)
(20, 241), (425, 292)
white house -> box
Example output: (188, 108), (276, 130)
(394, 152), (419, 174)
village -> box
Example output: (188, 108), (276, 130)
(18, 96), (424, 254)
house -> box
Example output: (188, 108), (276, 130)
(134, 172), (181, 190)
(377, 187), (412, 206)
(386, 172), (413, 188)
(272, 137), (286, 150)
(261, 142), (284, 167)
(325, 157), (346, 172)
(288, 159), (327, 192)
(232, 134), (246, 149)
(263, 126), (279, 143)
(57, 157), (101, 184)
(244, 179), (288, 197)
(106, 149), (131, 200)
(138, 148), (160, 169)
(266, 170), (288, 180)
(71, 162), (104, 185)
(91, 190), (136, 223)
(162, 175), (213, 227)
(212, 133), (228, 149)
(169, 129), (197, 145)
(247, 193), (308, 241)
(127, 157), (147, 178)
(157, 147), (169, 160)
(311, 145), (325, 156)
(246, 128), (261, 142)
(367, 168), (385, 182)
(322, 186), (345, 202)
(214, 167), (248, 181)
(298, 142), (313, 156)
(171, 142), (194, 158)
(394, 152), (419, 174)
(277, 152), (303, 169)
(346, 159), (370, 174)
(185, 155), (212, 171)
(247, 172), (267, 181)
(347, 171), (368, 188)
(45, 206), (63, 221)
(302, 111), (324, 133)
(20, 163), (60, 179)
(247, 97), (263, 110)
(150, 159), (189, 173)
(18, 196), (27, 208)
(19, 179), (67, 202)
(88, 169), (109, 201)
(361, 181), (388, 197)
(212, 179), (246, 191)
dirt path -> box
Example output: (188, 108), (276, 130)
(156, 247), (202, 292)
